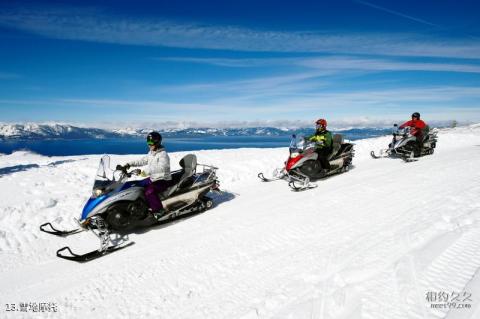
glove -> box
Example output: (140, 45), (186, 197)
(132, 169), (147, 177)
(116, 164), (130, 171)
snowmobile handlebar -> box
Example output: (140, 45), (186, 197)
(113, 167), (141, 181)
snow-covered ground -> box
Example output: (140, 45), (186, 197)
(0, 125), (479, 319)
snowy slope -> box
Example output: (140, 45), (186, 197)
(0, 125), (479, 319)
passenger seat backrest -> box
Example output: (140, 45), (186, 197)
(422, 125), (430, 141)
(329, 134), (343, 159)
(178, 154), (197, 187)
(332, 134), (343, 145)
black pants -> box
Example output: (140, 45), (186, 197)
(316, 148), (331, 170)
(414, 133), (424, 155)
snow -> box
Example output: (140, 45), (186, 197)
(0, 125), (480, 319)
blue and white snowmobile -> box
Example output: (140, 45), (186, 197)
(40, 154), (220, 262)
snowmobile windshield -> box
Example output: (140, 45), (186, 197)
(93, 155), (124, 190)
(93, 156), (113, 189)
(290, 135), (315, 152)
(290, 134), (306, 149)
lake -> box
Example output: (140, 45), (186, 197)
(0, 129), (390, 156)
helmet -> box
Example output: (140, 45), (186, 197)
(316, 118), (327, 129)
(412, 112), (420, 119)
(146, 131), (162, 146)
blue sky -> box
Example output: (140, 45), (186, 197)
(0, 0), (479, 128)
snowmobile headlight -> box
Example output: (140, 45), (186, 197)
(290, 152), (300, 158)
(92, 188), (104, 198)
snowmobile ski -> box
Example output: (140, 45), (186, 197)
(257, 172), (271, 182)
(257, 167), (287, 182)
(257, 172), (284, 182)
(40, 222), (83, 236)
(370, 151), (385, 159)
(56, 242), (134, 262)
(288, 180), (318, 191)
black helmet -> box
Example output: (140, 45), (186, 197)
(146, 131), (162, 146)
(412, 112), (420, 119)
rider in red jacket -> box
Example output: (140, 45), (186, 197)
(399, 112), (427, 155)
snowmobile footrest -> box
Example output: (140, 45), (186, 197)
(40, 222), (83, 236)
(56, 242), (135, 262)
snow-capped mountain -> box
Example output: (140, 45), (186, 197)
(0, 123), (123, 139)
(1, 123), (311, 139)
(112, 127), (305, 137)
(1, 123), (392, 140)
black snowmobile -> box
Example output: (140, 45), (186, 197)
(258, 134), (354, 191)
(40, 154), (220, 262)
(371, 124), (438, 162)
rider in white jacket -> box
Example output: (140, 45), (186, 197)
(127, 147), (171, 182)
(119, 131), (171, 220)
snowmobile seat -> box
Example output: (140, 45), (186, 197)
(328, 134), (343, 159)
(160, 154), (197, 198)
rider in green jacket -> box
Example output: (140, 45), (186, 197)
(307, 119), (333, 170)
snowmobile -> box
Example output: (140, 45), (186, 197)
(40, 154), (220, 262)
(370, 124), (438, 162)
(258, 134), (354, 191)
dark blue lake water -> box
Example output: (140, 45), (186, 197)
(0, 129), (390, 156)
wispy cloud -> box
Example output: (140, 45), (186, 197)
(0, 72), (21, 79)
(156, 55), (480, 74)
(297, 56), (480, 73)
(153, 71), (332, 98)
(354, 0), (439, 28)
(1, 6), (480, 58)
(2, 86), (479, 123)
(155, 57), (299, 68)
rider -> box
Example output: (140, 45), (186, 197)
(117, 131), (171, 220)
(307, 118), (333, 170)
(399, 112), (427, 155)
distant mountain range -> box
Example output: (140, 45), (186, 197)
(0, 123), (390, 140)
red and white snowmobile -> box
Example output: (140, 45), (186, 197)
(258, 134), (354, 191)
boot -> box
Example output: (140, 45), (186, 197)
(414, 143), (422, 157)
(150, 208), (167, 221)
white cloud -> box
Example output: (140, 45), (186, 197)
(1, 6), (480, 58)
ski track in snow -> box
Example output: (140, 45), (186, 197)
(0, 125), (480, 319)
